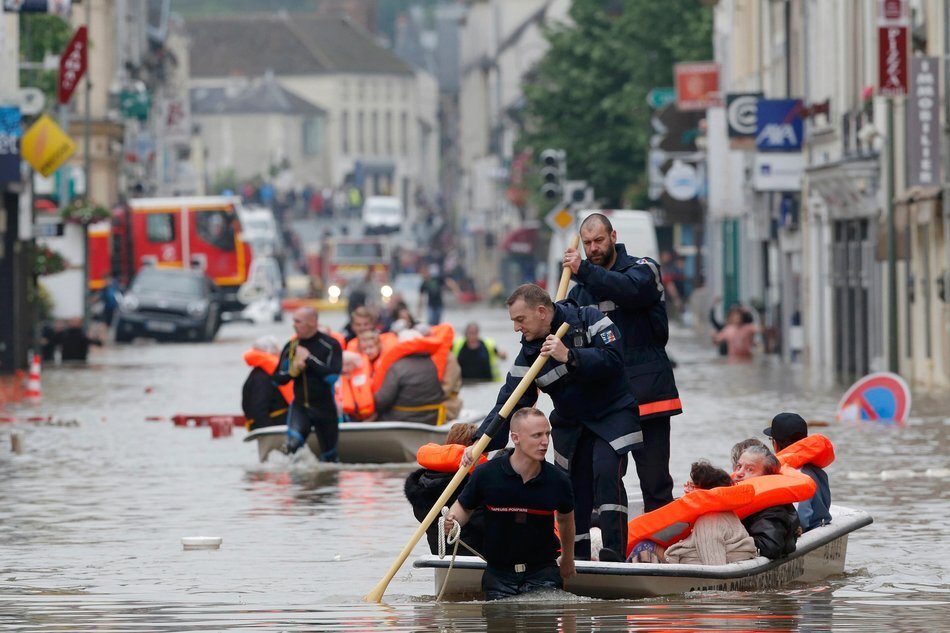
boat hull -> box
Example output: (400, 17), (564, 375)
(413, 505), (872, 599)
(244, 422), (455, 463)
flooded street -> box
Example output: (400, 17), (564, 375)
(1, 303), (948, 631)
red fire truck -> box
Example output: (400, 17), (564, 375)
(88, 196), (253, 310)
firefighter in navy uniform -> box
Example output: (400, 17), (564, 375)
(463, 283), (642, 561)
(275, 307), (344, 461)
(564, 213), (682, 513)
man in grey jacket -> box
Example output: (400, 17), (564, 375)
(374, 353), (446, 424)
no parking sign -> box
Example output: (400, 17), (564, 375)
(836, 372), (912, 426)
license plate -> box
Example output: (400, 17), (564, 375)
(145, 320), (176, 333)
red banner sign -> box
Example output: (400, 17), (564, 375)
(878, 26), (907, 97)
(674, 62), (721, 112)
(58, 26), (87, 105)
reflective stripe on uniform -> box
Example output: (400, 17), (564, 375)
(536, 364), (569, 387)
(575, 533), (591, 542)
(609, 430), (644, 451)
(638, 397), (683, 417)
(640, 259), (665, 297)
(597, 503), (628, 515)
(587, 316), (612, 339)
(553, 448), (570, 470)
(598, 300), (616, 312)
(509, 364), (530, 378)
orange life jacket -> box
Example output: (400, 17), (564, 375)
(336, 354), (375, 419)
(733, 467), (817, 520)
(346, 331), (398, 356)
(776, 434), (835, 469)
(625, 467), (817, 555)
(371, 324), (456, 393)
(243, 348), (294, 404)
(626, 484), (756, 554)
(416, 442), (488, 472)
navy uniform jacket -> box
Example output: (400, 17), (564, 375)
(569, 244), (681, 420)
(475, 301), (643, 464)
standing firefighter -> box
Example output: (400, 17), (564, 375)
(564, 213), (682, 513)
(463, 284), (642, 561)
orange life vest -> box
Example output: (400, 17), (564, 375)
(777, 434), (835, 469)
(346, 331), (398, 356)
(625, 467), (817, 556)
(416, 442), (488, 472)
(243, 348), (294, 405)
(733, 467), (817, 520)
(336, 354), (375, 419)
(371, 324), (456, 393)
(626, 484), (756, 554)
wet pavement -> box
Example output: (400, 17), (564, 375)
(1, 303), (948, 631)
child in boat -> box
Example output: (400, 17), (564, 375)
(627, 461), (757, 565)
(764, 412), (832, 532)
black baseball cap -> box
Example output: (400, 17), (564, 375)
(763, 412), (808, 443)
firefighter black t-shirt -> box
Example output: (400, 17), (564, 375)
(458, 451), (574, 567)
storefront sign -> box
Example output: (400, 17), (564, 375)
(0, 106), (21, 184)
(21, 114), (76, 177)
(752, 153), (804, 192)
(755, 99), (803, 152)
(674, 62), (720, 111)
(726, 92), (762, 139)
(877, 0), (908, 96)
(906, 56), (941, 187)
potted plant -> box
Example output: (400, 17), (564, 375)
(33, 245), (67, 276)
(60, 197), (111, 225)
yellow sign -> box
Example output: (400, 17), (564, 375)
(546, 206), (574, 232)
(21, 114), (76, 177)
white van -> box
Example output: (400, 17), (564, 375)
(362, 196), (404, 235)
(546, 209), (659, 294)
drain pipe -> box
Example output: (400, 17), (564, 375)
(943, 0), (950, 377)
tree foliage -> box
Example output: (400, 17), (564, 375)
(18, 14), (73, 108)
(520, 0), (712, 207)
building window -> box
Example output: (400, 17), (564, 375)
(303, 117), (323, 156)
(341, 111), (349, 154)
(371, 111), (379, 154)
(400, 112), (408, 156)
(358, 111), (365, 153)
(146, 213), (175, 243)
(385, 111), (393, 155)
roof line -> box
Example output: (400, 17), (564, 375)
(283, 16), (338, 72)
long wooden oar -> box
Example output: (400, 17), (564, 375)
(364, 233), (579, 603)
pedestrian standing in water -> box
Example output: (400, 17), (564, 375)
(274, 307), (343, 460)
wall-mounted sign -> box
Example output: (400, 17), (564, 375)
(752, 153), (804, 192)
(755, 99), (804, 152)
(674, 62), (720, 112)
(0, 106), (21, 184)
(906, 56), (941, 187)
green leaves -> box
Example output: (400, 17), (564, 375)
(521, 0), (712, 207)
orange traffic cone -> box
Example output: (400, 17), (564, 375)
(25, 354), (42, 404)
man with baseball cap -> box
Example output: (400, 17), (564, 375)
(764, 412), (831, 531)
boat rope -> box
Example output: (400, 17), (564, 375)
(436, 505), (485, 602)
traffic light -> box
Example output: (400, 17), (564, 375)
(539, 148), (566, 201)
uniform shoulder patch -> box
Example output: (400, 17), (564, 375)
(636, 258), (650, 265)
(600, 330), (617, 344)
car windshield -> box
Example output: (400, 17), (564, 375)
(132, 271), (205, 296)
(334, 241), (385, 262)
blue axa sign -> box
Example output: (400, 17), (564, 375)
(755, 99), (803, 151)
(0, 106), (22, 184)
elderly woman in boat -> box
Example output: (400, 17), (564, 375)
(628, 460), (757, 565)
